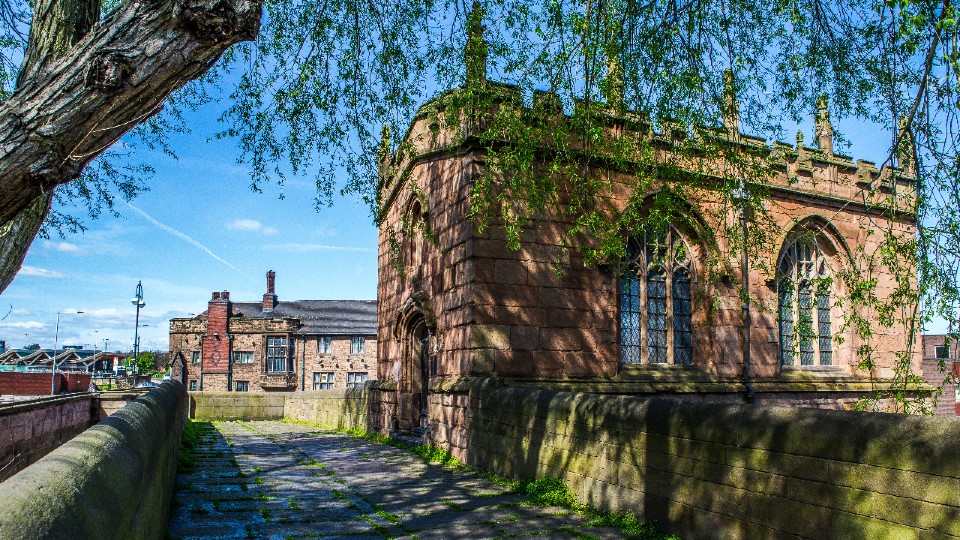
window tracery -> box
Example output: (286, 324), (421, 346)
(619, 227), (694, 365)
(778, 238), (833, 366)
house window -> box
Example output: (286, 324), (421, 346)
(191, 351), (200, 364)
(189, 381), (197, 391)
(231, 351), (254, 364)
(778, 238), (833, 366)
(936, 345), (950, 359)
(313, 372), (334, 390)
(318, 337), (332, 355)
(234, 381), (249, 392)
(266, 336), (289, 373)
(347, 372), (368, 388)
(619, 228), (694, 365)
(350, 337), (365, 355)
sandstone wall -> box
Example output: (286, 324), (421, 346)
(188, 391), (285, 420)
(458, 381), (960, 539)
(285, 388), (370, 431)
(0, 395), (94, 482)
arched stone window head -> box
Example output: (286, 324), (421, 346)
(778, 237), (834, 366)
(619, 227), (693, 365)
(405, 199), (425, 268)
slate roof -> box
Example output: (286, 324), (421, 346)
(217, 300), (377, 336)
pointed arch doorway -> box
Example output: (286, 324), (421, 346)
(408, 319), (431, 435)
(393, 294), (436, 435)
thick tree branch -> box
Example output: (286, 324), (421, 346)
(0, 0), (102, 293)
(0, 0), (262, 227)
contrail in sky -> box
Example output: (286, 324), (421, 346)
(124, 201), (244, 274)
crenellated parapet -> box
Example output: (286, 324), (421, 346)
(379, 83), (915, 221)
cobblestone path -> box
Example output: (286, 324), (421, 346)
(168, 421), (628, 539)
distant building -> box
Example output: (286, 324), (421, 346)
(0, 348), (116, 373)
(920, 334), (959, 416)
(169, 271), (378, 392)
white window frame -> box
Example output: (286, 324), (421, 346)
(231, 351), (254, 364)
(347, 372), (368, 388)
(313, 371), (335, 390)
(266, 336), (289, 373)
(234, 381), (249, 392)
(318, 336), (332, 355)
(350, 337), (365, 355)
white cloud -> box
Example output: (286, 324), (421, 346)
(227, 219), (278, 235)
(11, 309), (30, 316)
(43, 241), (81, 254)
(19, 266), (65, 279)
(0, 321), (46, 329)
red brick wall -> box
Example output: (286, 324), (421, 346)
(0, 372), (91, 395)
(202, 292), (232, 375)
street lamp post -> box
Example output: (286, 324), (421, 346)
(52, 310), (84, 395)
(131, 281), (145, 375)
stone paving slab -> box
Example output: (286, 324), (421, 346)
(168, 420), (633, 539)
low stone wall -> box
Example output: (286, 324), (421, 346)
(188, 389), (369, 431)
(0, 381), (187, 540)
(285, 388), (369, 431)
(460, 381), (960, 539)
(0, 394), (94, 482)
(188, 391), (286, 420)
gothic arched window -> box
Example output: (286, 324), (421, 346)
(778, 238), (833, 366)
(619, 228), (694, 365)
(405, 199), (425, 268)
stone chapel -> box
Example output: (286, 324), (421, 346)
(373, 79), (921, 435)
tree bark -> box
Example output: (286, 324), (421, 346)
(0, 0), (262, 292)
(0, 0), (101, 293)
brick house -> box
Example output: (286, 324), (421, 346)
(374, 83), (925, 435)
(169, 271), (377, 392)
(920, 334), (959, 416)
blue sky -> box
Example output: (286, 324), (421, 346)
(0, 109), (379, 353)
(0, 77), (938, 354)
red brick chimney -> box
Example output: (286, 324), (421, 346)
(263, 270), (278, 311)
(202, 291), (232, 375)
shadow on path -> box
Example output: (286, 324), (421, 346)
(168, 420), (628, 539)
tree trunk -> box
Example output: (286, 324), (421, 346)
(0, 0), (101, 293)
(0, 0), (262, 293)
